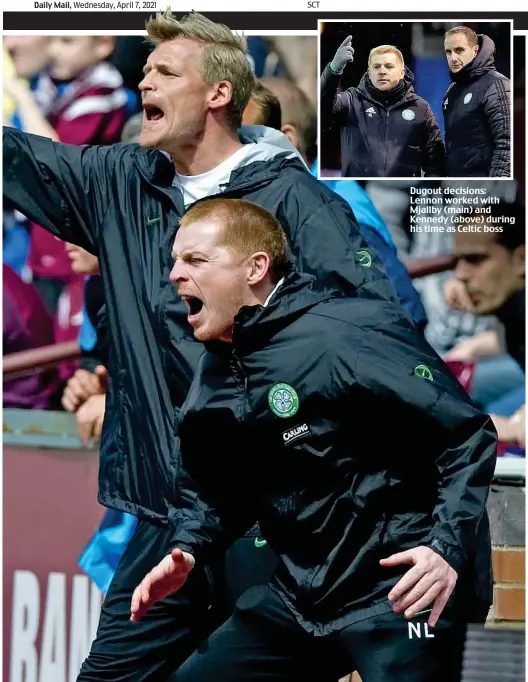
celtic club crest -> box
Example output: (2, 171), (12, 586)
(268, 383), (300, 418)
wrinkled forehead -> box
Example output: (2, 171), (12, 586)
(173, 218), (223, 252)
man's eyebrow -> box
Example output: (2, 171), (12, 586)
(143, 62), (173, 76)
(171, 250), (209, 261)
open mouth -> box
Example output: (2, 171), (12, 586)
(143, 104), (165, 122)
(181, 295), (204, 320)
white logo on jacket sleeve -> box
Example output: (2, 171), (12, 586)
(282, 423), (311, 445)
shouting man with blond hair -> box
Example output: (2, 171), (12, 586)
(4, 9), (400, 682)
(320, 36), (445, 178)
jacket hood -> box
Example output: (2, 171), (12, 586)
(450, 34), (496, 83)
(134, 125), (308, 190)
(205, 270), (345, 355)
(357, 66), (416, 103)
(233, 269), (346, 350)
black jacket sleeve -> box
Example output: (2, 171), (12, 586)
(483, 76), (511, 177)
(421, 104), (446, 177)
(280, 173), (400, 304)
(343, 322), (497, 575)
(169, 444), (257, 564)
(3, 127), (113, 253)
(320, 63), (353, 126)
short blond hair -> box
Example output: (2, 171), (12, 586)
(180, 198), (291, 282)
(368, 45), (404, 67)
(146, 9), (256, 128)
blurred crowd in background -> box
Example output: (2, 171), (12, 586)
(2, 32), (525, 459)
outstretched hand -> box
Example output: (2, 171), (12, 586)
(380, 546), (458, 627)
(130, 547), (196, 622)
(331, 35), (355, 73)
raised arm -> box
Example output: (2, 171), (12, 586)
(3, 127), (114, 253)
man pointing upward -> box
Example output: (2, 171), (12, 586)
(320, 34), (445, 177)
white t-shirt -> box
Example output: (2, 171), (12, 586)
(173, 145), (254, 207)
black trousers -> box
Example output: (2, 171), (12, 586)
(174, 585), (468, 682)
(77, 522), (335, 681)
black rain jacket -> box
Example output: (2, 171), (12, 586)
(173, 271), (497, 633)
(320, 66), (445, 177)
(442, 35), (511, 177)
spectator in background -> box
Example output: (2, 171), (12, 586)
(109, 36), (153, 115)
(443, 26), (511, 177)
(3, 37), (52, 275)
(320, 38), (445, 177)
(4, 36), (129, 318)
(242, 80), (282, 131)
(255, 36), (318, 108)
(444, 202), (525, 448)
(259, 76), (317, 170)
(3, 263), (61, 410)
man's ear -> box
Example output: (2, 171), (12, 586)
(473, 44), (480, 58)
(513, 244), (526, 279)
(208, 81), (233, 114)
(281, 123), (299, 150)
(247, 252), (270, 286)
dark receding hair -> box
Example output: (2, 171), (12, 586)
(444, 26), (478, 48)
(249, 80), (282, 130)
(180, 198), (291, 281)
(487, 201), (525, 250)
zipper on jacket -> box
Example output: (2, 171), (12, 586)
(229, 348), (250, 420)
(383, 110), (389, 175)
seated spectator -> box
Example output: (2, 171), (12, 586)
(3, 263), (61, 409)
(444, 201), (525, 449)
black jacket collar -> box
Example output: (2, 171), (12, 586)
(205, 270), (346, 356)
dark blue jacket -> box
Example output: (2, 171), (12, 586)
(321, 66), (445, 177)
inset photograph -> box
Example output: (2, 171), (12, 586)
(318, 21), (513, 180)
